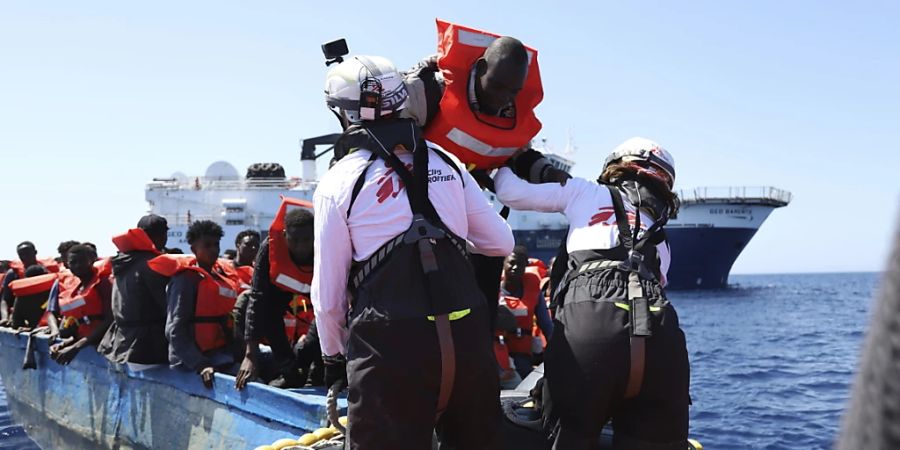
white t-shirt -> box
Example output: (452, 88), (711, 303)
(493, 167), (671, 284)
(312, 146), (514, 356)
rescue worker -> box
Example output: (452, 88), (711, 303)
(401, 20), (571, 330)
(97, 214), (172, 368)
(160, 220), (238, 388)
(235, 201), (316, 390)
(313, 54), (514, 449)
(493, 137), (689, 450)
(498, 245), (554, 379)
(48, 244), (114, 365)
(0, 242), (59, 326)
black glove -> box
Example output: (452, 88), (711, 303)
(323, 353), (348, 392)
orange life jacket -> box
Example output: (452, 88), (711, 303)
(268, 196), (316, 346)
(494, 335), (513, 380)
(526, 258), (547, 278)
(283, 293), (315, 346)
(499, 271), (542, 355)
(112, 228), (161, 254)
(425, 19), (544, 169)
(57, 269), (107, 338)
(234, 265), (254, 290)
(148, 255), (239, 353)
(9, 273), (58, 297)
(268, 196), (314, 295)
(8, 258), (61, 279)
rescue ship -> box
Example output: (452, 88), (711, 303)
(145, 134), (790, 289)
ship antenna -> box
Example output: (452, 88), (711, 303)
(564, 127), (577, 158)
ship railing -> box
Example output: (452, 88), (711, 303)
(146, 177), (316, 191)
(161, 213), (266, 227)
(676, 186), (792, 206)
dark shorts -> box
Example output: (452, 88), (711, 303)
(346, 307), (502, 450)
(543, 296), (690, 450)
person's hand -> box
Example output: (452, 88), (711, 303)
(543, 167), (571, 186)
(0, 318), (11, 328)
(323, 354), (348, 393)
(53, 340), (84, 365)
(235, 354), (257, 390)
(199, 366), (215, 389)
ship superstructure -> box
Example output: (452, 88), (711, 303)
(146, 139), (789, 289)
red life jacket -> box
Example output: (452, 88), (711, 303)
(500, 271), (542, 355)
(9, 273), (58, 297)
(425, 19), (544, 169)
(526, 258), (547, 279)
(216, 258), (250, 295)
(267, 197), (316, 346)
(268, 196), (314, 295)
(93, 257), (113, 278)
(148, 255), (239, 353)
(494, 335), (514, 381)
(8, 258), (61, 278)
(283, 293), (315, 346)
(235, 265), (254, 291)
(57, 269), (107, 338)
(112, 228), (161, 254)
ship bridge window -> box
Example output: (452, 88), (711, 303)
(226, 220), (245, 225)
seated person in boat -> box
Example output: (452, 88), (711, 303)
(1, 241), (59, 326)
(8, 265), (55, 332)
(49, 244), (114, 365)
(97, 215), (171, 367)
(55, 240), (80, 269)
(496, 245), (554, 381)
(231, 229), (260, 290)
(160, 220), (239, 387)
(236, 201), (317, 390)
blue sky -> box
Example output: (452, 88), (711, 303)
(1, 1), (897, 273)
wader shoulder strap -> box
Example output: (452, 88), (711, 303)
(346, 152), (380, 218)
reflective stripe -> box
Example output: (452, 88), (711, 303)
(457, 29), (495, 48)
(274, 273), (310, 294)
(457, 29), (535, 65)
(427, 308), (471, 322)
(509, 308), (529, 317)
(218, 286), (237, 298)
(60, 296), (86, 313)
(614, 302), (661, 312)
(446, 128), (519, 158)
(579, 260), (621, 273)
(284, 317), (297, 327)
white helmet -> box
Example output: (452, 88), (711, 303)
(602, 137), (676, 188)
(324, 55), (407, 123)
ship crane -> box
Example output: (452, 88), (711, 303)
(299, 133), (341, 181)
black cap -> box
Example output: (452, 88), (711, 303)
(137, 214), (169, 234)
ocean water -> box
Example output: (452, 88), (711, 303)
(673, 272), (878, 450)
(0, 379), (40, 450)
(0, 272), (880, 450)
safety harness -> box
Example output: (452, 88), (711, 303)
(554, 184), (669, 399)
(344, 118), (474, 419)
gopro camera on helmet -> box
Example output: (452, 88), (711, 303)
(322, 38), (349, 66)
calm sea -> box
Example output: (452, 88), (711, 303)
(0, 272), (880, 450)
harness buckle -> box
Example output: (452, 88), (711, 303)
(624, 249), (644, 272)
(404, 214), (445, 244)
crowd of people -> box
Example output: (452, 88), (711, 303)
(0, 19), (692, 450)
